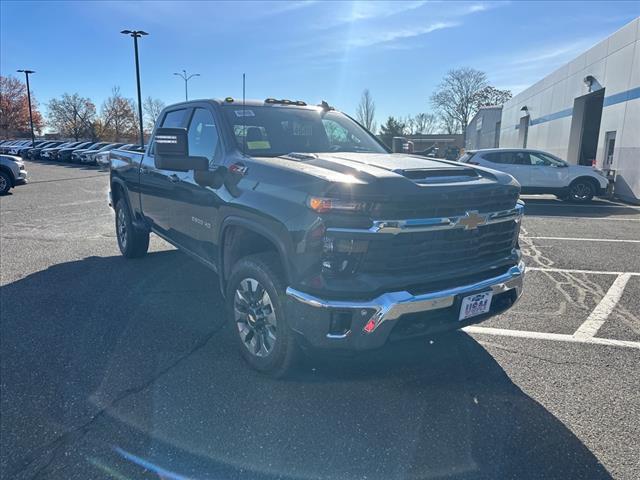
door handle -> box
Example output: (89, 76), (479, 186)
(168, 174), (180, 183)
(140, 166), (150, 174)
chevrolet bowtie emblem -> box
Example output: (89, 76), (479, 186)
(458, 211), (486, 230)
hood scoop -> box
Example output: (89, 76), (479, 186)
(394, 167), (479, 183)
(280, 152), (318, 161)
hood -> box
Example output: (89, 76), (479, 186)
(261, 152), (516, 188)
(568, 164), (603, 175)
(249, 152), (520, 210)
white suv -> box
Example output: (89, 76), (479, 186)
(460, 148), (610, 202)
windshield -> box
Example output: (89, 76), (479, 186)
(221, 105), (386, 157)
(98, 143), (122, 151)
(86, 142), (107, 150)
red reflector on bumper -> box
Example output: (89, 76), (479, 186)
(363, 319), (376, 333)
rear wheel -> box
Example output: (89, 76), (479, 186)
(115, 198), (149, 258)
(226, 253), (299, 377)
(0, 171), (12, 195)
(566, 179), (595, 203)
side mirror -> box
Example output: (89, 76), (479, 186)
(154, 127), (208, 172)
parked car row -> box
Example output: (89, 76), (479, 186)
(0, 139), (46, 156)
(0, 139), (136, 165)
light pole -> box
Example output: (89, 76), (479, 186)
(173, 70), (200, 101)
(17, 69), (36, 147)
(121, 29), (148, 148)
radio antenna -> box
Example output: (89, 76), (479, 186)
(242, 73), (246, 156)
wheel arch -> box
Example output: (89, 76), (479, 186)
(570, 175), (601, 191)
(110, 177), (147, 228)
(219, 216), (292, 295)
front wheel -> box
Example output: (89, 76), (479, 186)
(0, 171), (12, 195)
(226, 253), (300, 377)
(115, 198), (149, 258)
(566, 179), (595, 203)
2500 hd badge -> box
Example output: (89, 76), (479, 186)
(109, 97), (525, 377)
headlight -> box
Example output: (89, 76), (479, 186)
(308, 196), (369, 214)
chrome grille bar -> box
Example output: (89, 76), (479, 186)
(329, 202), (524, 235)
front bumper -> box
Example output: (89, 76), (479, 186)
(15, 170), (28, 185)
(286, 261), (525, 351)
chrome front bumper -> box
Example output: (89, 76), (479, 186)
(286, 261), (525, 343)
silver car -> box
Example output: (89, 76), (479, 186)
(0, 155), (28, 195)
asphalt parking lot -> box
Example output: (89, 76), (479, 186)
(1, 159), (639, 480)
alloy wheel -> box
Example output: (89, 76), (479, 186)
(570, 182), (592, 201)
(234, 278), (277, 358)
(116, 207), (128, 250)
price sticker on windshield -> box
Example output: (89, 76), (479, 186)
(459, 291), (493, 321)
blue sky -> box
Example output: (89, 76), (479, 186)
(1, 1), (639, 127)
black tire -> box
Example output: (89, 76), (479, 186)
(566, 178), (595, 203)
(115, 198), (149, 258)
(226, 253), (300, 377)
(0, 171), (12, 195)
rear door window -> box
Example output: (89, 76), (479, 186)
(483, 152), (511, 164)
(162, 109), (188, 128)
(513, 152), (531, 165)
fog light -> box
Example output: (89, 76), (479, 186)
(329, 311), (352, 337)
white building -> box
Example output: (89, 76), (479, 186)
(500, 18), (640, 203)
(466, 106), (502, 150)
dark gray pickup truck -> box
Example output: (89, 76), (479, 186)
(109, 98), (525, 376)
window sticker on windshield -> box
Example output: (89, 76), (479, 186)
(235, 110), (255, 117)
(247, 140), (271, 149)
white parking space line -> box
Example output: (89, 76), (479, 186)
(464, 326), (640, 349)
(471, 269), (638, 348)
(527, 266), (640, 276)
(523, 236), (640, 243)
(574, 273), (632, 339)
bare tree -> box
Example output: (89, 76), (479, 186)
(439, 113), (460, 135)
(47, 93), (96, 140)
(472, 85), (512, 109)
(100, 87), (137, 142)
(413, 113), (438, 134)
(356, 88), (376, 133)
(143, 96), (165, 133)
(430, 67), (487, 141)
(404, 115), (417, 135)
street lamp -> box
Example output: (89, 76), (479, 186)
(173, 70), (200, 101)
(17, 69), (36, 147)
(121, 29), (148, 148)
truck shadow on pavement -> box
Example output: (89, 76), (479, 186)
(522, 197), (640, 218)
(2, 251), (612, 480)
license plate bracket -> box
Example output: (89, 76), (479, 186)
(459, 291), (493, 321)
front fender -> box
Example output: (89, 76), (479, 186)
(218, 213), (295, 289)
